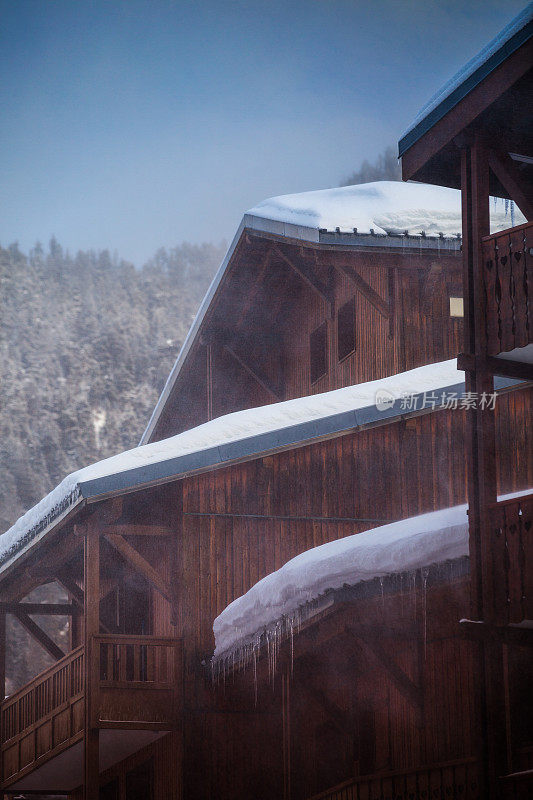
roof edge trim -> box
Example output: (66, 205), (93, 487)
(398, 18), (533, 159)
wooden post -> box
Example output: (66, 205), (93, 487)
(0, 610), (5, 787)
(461, 136), (509, 798)
(206, 344), (213, 421)
(0, 611), (5, 702)
(84, 515), (100, 800)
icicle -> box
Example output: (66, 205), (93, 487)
(422, 567), (430, 660)
(379, 576), (385, 612)
(290, 619), (294, 676)
(253, 647), (258, 707)
(511, 200), (515, 227)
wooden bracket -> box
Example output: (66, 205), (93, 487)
(13, 609), (65, 661)
(56, 572), (84, 610)
(346, 627), (423, 711)
(332, 262), (390, 318)
(275, 246), (334, 314)
(104, 534), (172, 604)
(223, 343), (282, 401)
(488, 150), (533, 222)
(0, 602), (76, 616)
(297, 657), (354, 737)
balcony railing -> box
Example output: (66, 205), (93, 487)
(489, 492), (533, 624)
(307, 757), (480, 800)
(1, 635), (182, 788)
(90, 634), (182, 728)
(1, 645), (85, 786)
(481, 221), (532, 357)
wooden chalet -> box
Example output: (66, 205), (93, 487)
(0, 9), (531, 800)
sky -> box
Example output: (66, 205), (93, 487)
(0, 0), (527, 265)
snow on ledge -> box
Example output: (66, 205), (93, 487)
(245, 182), (523, 239)
(212, 488), (532, 661)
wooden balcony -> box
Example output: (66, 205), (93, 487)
(489, 492), (533, 625)
(481, 221), (533, 358)
(307, 757), (480, 800)
(1, 635), (182, 790)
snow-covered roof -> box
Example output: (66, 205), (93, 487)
(399, 4), (533, 157)
(140, 180), (521, 444)
(212, 488), (532, 662)
(0, 359), (523, 578)
(245, 181), (466, 239)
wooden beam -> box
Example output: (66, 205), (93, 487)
(297, 657), (354, 737)
(234, 245), (273, 329)
(488, 150), (533, 221)
(0, 602), (76, 615)
(346, 627), (422, 711)
(102, 524), (174, 537)
(460, 619), (533, 648)
(29, 534), (83, 578)
(332, 261), (390, 318)
(13, 609), (65, 661)
(85, 728), (100, 800)
(56, 572), (84, 609)
(104, 534), (172, 603)
(275, 246), (334, 312)
(0, 612), (5, 701)
(457, 352), (533, 382)
(223, 343), (282, 401)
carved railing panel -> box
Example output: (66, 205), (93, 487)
(482, 221), (533, 356)
(307, 758), (480, 800)
(489, 493), (533, 624)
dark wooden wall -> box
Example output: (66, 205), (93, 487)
(139, 388), (531, 798)
(151, 237), (462, 442)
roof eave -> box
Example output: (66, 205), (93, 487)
(399, 19), (533, 160)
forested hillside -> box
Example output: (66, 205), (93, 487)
(1, 147), (398, 691)
(0, 238), (225, 689)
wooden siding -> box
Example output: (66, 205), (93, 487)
(152, 240), (462, 441)
(144, 388), (531, 798)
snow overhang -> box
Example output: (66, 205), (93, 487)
(0, 360), (525, 580)
(212, 487), (532, 665)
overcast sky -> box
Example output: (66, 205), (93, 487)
(0, 0), (526, 265)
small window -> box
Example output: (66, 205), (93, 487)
(449, 297), (464, 317)
(310, 322), (328, 384)
(337, 297), (356, 361)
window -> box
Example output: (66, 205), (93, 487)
(449, 297), (464, 317)
(337, 297), (356, 361)
(310, 322), (328, 384)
